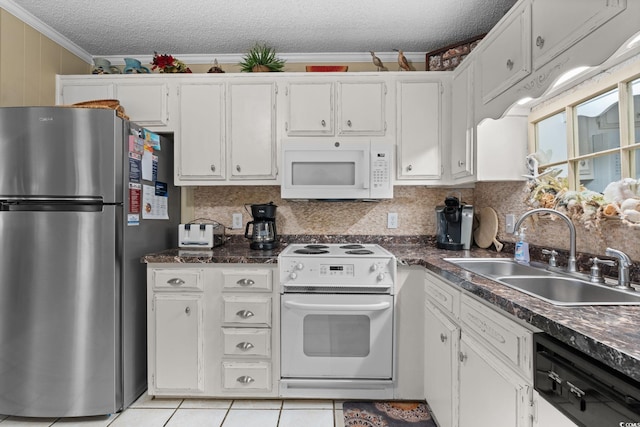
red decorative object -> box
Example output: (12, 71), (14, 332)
(306, 65), (349, 72)
(151, 52), (192, 73)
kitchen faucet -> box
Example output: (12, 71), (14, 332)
(513, 208), (577, 273)
(605, 248), (633, 289)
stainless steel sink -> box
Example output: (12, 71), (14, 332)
(444, 258), (555, 277)
(496, 276), (640, 306)
(444, 257), (640, 306)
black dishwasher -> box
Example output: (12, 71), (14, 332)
(534, 334), (640, 426)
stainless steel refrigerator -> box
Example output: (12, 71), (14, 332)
(0, 107), (180, 417)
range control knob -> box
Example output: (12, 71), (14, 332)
(377, 273), (385, 281)
(370, 264), (379, 272)
(295, 263), (304, 270)
(289, 272), (298, 280)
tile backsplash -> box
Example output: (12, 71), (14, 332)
(189, 182), (640, 261)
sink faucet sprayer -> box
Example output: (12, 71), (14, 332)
(513, 208), (577, 273)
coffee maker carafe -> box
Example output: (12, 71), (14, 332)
(245, 202), (278, 250)
(435, 196), (474, 250)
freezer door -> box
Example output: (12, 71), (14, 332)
(0, 107), (123, 202)
(0, 206), (121, 417)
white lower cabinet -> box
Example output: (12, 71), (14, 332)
(147, 264), (278, 397)
(424, 271), (537, 427)
(148, 269), (205, 395)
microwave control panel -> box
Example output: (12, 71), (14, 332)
(370, 142), (393, 198)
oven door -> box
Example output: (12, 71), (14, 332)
(281, 293), (393, 379)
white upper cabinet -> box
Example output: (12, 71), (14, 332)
(176, 82), (225, 183)
(395, 78), (442, 180)
(228, 82), (278, 180)
(285, 82), (334, 135)
(478, 1), (532, 105)
(56, 76), (174, 132)
(450, 61), (475, 180)
(531, 0), (627, 70)
(337, 81), (387, 135)
(285, 78), (387, 137)
(114, 82), (171, 130)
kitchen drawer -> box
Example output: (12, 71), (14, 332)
(153, 269), (204, 291)
(222, 361), (271, 391)
(223, 296), (271, 326)
(425, 272), (461, 318)
(461, 296), (533, 379)
(222, 328), (271, 357)
(222, 269), (272, 292)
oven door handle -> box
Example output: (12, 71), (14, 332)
(283, 301), (391, 311)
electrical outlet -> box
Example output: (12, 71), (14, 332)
(232, 213), (243, 229)
(387, 212), (398, 229)
(506, 214), (516, 234)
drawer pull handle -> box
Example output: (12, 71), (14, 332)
(536, 35), (545, 48)
(459, 352), (467, 363)
(407, 164), (413, 172)
(321, 119), (326, 127)
(236, 310), (255, 319)
(236, 342), (255, 351)
(210, 164), (216, 172)
(237, 375), (255, 384)
(347, 119), (352, 127)
(167, 278), (185, 286)
(237, 278), (256, 286)
(185, 306), (191, 315)
(440, 333), (447, 343)
(236, 165), (241, 172)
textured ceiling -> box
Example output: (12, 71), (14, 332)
(7, 0), (517, 58)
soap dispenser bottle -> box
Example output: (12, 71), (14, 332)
(514, 227), (530, 263)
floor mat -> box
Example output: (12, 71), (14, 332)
(342, 401), (437, 427)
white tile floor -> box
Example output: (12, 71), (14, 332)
(0, 393), (346, 427)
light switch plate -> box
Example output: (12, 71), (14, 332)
(387, 212), (398, 229)
(506, 214), (515, 234)
(232, 213), (243, 229)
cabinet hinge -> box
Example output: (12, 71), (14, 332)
(285, 122), (288, 132)
(285, 86), (289, 96)
(274, 84), (278, 95)
(384, 121), (387, 131)
(383, 83), (387, 95)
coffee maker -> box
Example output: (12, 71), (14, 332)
(435, 196), (474, 250)
(245, 202), (278, 250)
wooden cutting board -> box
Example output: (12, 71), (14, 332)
(474, 207), (504, 252)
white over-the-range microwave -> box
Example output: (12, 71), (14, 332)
(281, 140), (393, 200)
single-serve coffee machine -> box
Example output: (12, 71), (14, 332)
(245, 202), (278, 250)
(435, 196), (474, 250)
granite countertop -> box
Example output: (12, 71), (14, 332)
(143, 238), (640, 384)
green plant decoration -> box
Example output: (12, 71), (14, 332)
(239, 43), (286, 72)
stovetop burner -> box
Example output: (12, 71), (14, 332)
(345, 249), (375, 255)
(294, 248), (330, 255)
(305, 244), (329, 249)
(339, 244), (365, 250)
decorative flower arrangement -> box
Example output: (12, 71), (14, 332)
(239, 43), (285, 72)
(151, 52), (191, 73)
(525, 167), (640, 229)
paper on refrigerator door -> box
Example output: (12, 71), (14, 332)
(142, 184), (168, 219)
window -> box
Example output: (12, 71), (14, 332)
(531, 68), (640, 193)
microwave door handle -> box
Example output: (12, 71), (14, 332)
(283, 301), (390, 311)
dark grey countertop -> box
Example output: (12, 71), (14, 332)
(143, 238), (640, 384)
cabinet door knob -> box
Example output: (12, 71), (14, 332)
(458, 160), (465, 167)
(459, 352), (467, 363)
(167, 278), (185, 286)
(237, 278), (255, 286)
(407, 164), (413, 172)
(237, 375), (255, 384)
(185, 306), (191, 315)
(236, 309), (255, 319)
(236, 342), (255, 351)
(210, 164), (216, 172)
(536, 36), (545, 48)
(346, 119), (352, 127)
(506, 59), (514, 70)
(321, 119), (326, 127)
(236, 165), (241, 172)
(440, 333), (447, 343)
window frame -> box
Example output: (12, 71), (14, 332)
(528, 59), (640, 190)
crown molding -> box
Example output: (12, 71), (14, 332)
(101, 51), (426, 66)
(0, 0), (93, 63)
